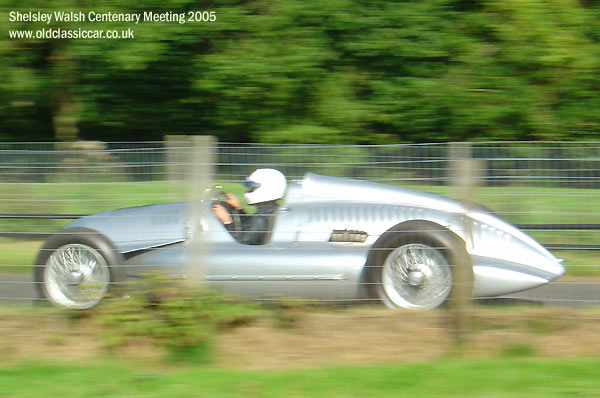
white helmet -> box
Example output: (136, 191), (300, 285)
(244, 168), (287, 205)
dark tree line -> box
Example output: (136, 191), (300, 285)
(2, 0), (600, 143)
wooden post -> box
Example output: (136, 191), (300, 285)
(187, 136), (217, 285)
(165, 135), (216, 285)
(448, 142), (481, 344)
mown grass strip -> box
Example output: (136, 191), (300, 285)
(1, 358), (599, 397)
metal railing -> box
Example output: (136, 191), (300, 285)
(1, 140), (599, 311)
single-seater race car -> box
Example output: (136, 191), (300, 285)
(35, 173), (564, 309)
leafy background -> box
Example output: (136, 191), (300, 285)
(2, 0), (600, 143)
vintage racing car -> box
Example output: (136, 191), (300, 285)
(34, 172), (565, 309)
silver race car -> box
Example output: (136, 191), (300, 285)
(35, 173), (565, 309)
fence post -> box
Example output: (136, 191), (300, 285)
(448, 142), (481, 344)
(187, 136), (217, 285)
(165, 135), (217, 285)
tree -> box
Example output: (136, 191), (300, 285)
(2, 0), (600, 143)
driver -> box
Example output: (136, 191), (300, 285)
(212, 168), (286, 245)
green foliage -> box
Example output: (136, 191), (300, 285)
(259, 125), (350, 145)
(2, 0), (600, 143)
(95, 274), (318, 362)
(96, 274), (264, 362)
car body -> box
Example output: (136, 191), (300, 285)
(35, 172), (565, 309)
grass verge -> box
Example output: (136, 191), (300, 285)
(0, 239), (41, 273)
(1, 358), (599, 397)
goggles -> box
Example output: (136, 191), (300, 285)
(244, 179), (261, 192)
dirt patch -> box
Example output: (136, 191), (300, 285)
(215, 307), (600, 370)
(0, 314), (101, 363)
(216, 308), (449, 370)
(2, 306), (599, 369)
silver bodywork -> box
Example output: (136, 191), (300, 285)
(65, 173), (564, 303)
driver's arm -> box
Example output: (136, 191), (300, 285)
(213, 193), (246, 228)
(212, 204), (233, 225)
(223, 193), (243, 211)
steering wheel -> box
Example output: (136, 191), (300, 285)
(214, 191), (242, 232)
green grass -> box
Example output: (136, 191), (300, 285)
(0, 181), (177, 233)
(1, 181), (598, 224)
(1, 358), (599, 397)
(548, 250), (600, 277)
(409, 184), (600, 224)
(2, 181), (599, 224)
(0, 239), (41, 273)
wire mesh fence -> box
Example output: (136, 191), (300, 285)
(0, 139), (599, 316)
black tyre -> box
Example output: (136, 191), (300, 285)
(368, 220), (473, 309)
(34, 227), (125, 309)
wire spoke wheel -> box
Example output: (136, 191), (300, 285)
(44, 244), (110, 309)
(382, 243), (452, 309)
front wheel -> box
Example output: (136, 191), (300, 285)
(34, 228), (124, 309)
(370, 221), (472, 310)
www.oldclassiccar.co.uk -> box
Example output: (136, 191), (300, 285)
(9, 28), (134, 40)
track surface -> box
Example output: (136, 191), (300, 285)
(1, 273), (598, 308)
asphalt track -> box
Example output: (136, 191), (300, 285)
(1, 273), (598, 308)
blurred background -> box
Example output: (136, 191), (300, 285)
(2, 0), (600, 144)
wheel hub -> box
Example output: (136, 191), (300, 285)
(67, 270), (84, 285)
(45, 243), (110, 309)
(381, 243), (452, 309)
(407, 265), (433, 287)
(407, 270), (425, 286)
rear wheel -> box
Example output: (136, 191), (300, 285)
(35, 228), (124, 309)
